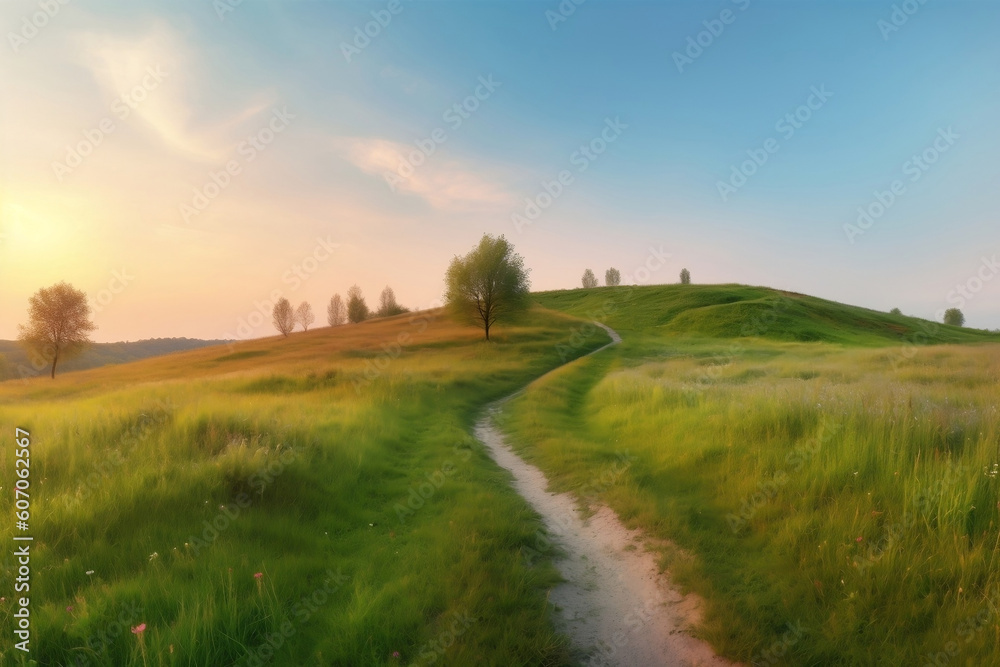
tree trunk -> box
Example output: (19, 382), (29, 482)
(484, 320), (490, 341)
(50, 349), (59, 379)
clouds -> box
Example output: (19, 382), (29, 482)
(75, 21), (280, 164)
(334, 136), (513, 211)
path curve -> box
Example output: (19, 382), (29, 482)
(474, 323), (739, 667)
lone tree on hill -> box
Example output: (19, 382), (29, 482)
(445, 233), (530, 341)
(347, 285), (369, 323)
(295, 301), (315, 331)
(680, 268), (691, 285)
(582, 269), (598, 289)
(18, 282), (97, 379)
(890, 307), (902, 316)
(327, 294), (346, 326)
(376, 286), (408, 317)
(605, 268), (621, 286)
(272, 298), (295, 337)
(943, 308), (965, 327)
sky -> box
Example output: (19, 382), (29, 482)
(1, 0), (998, 342)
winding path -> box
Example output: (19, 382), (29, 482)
(474, 323), (738, 667)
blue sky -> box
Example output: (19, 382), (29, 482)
(1, 0), (998, 341)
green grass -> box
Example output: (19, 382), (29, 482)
(535, 283), (999, 345)
(498, 285), (1000, 666)
(7, 282), (999, 666)
(0, 307), (607, 666)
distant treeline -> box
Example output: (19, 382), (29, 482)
(0, 338), (229, 380)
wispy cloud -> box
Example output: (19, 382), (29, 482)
(334, 137), (512, 211)
(76, 22), (278, 164)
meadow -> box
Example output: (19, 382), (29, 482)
(499, 285), (1000, 665)
(0, 307), (607, 666)
(5, 282), (999, 666)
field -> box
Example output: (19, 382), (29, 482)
(4, 283), (1000, 666)
(0, 307), (606, 666)
(499, 285), (1000, 665)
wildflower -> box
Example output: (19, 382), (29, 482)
(254, 572), (264, 580)
(85, 570), (95, 576)
(392, 651), (401, 659)
(856, 536), (863, 543)
(148, 552), (159, 561)
(67, 606), (74, 613)
(132, 623), (147, 635)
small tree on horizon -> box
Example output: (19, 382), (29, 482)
(18, 282), (97, 379)
(347, 285), (369, 323)
(943, 308), (965, 327)
(445, 234), (530, 341)
(680, 268), (691, 285)
(605, 268), (621, 287)
(327, 294), (346, 326)
(890, 307), (902, 316)
(376, 286), (408, 317)
(295, 301), (315, 331)
(582, 269), (598, 289)
(272, 298), (295, 337)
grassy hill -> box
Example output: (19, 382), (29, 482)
(0, 308), (609, 666)
(0, 338), (230, 381)
(497, 284), (1000, 665)
(534, 283), (999, 345)
(6, 283), (998, 665)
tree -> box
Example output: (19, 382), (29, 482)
(890, 307), (902, 316)
(272, 298), (295, 337)
(295, 301), (315, 331)
(680, 268), (691, 285)
(605, 268), (621, 287)
(943, 308), (965, 327)
(376, 286), (408, 317)
(347, 285), (369, 323)
(327, 294), (346, 326)
(582, 269), (598, 289)
(18, 283), (97, 379)
(18, 282), (97, 379)
(445, 234), (530, 341)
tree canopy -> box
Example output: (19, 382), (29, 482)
(272, 298), (295, 337)
(582, 269), (598, 289)
(18, 282), (97, 378)
(295, 301), (315, 331)
(347, 285), (369, 323)
(327, 294), (346, 326)
(376, 286), (408, 317)
(445, 234), (530, 341)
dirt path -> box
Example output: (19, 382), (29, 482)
(474, 323), (738, 667)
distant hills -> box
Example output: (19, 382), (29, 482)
(0, 337), (230, 380)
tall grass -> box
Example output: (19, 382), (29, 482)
(0, 308), (606, 666)
(501, 335), (1000, 665)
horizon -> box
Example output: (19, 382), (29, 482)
(2, 0), (999, 343)
(3, 281), (994, 348)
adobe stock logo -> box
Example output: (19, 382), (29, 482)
(340, 0), (409, 63)
(843, 127), (958, 244)
(7, 0), (72, 54)
(672, 0), (752, 73)
(717, 85), (833, 202)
